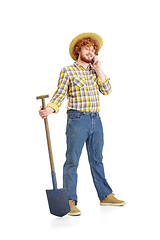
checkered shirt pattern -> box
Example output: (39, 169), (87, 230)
(48, 62), (111, 113)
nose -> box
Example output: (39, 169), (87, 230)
(88, 49), (94, 55)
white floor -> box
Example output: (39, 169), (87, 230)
(1, 168), (159, 240)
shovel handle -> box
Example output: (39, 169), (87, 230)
(36, 94), (56, 176)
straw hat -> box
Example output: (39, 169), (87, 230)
(69, 32), (103, 61)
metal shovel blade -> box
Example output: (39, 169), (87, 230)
(46, 187), (70, 217)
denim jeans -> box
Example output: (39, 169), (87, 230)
(63, 109), (112, 204)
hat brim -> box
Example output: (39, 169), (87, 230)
(69, 32), (103, 61)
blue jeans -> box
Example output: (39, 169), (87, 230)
(63, 109), (112, 204)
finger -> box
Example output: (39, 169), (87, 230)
(39, 110), (46, 118)
(94, 61), (98, 66)
(93, 55), (98, 60)
(41, 114), (46, 119)
(41, 112), (46, 117)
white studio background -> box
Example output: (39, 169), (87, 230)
(0, 0), (160, 239)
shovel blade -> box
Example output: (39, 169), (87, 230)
(46, 188), (70, 217)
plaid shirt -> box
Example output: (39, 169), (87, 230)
(47, 62), (111, 113)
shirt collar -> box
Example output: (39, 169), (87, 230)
(73, 61), (95, 71)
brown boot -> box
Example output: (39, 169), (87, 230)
(100, 193), (126, 206)
(67, 200), (81, 216)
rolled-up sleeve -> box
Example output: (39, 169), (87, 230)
(97, 75), (112, 95)
(47, 68), (69, 113)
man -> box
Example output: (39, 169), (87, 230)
(39, 32), (126, 216)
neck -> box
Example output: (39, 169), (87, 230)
(77, 58), (90, 69)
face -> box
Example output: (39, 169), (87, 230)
(78, 45), (95, 63)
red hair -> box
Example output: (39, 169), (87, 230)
(73, 37), (99, 60)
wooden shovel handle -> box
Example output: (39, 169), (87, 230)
(36, 94), (49, 100)
(36, 94), (56, 174)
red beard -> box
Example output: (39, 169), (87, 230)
(79, 53), (92, 63)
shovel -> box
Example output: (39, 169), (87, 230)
(36, 94), (70, 217)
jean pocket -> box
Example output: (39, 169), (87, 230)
(68, 111), (84, 120)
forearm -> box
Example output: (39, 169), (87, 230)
(96, 68), (106, 82)
(46, 107), (55, 114)
(93, 56), (106, 82)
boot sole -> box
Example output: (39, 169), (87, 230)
(67, 212), (81, 216)
(100, 202), (126, 206)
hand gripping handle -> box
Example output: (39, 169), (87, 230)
(36, 94), (56, 177)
